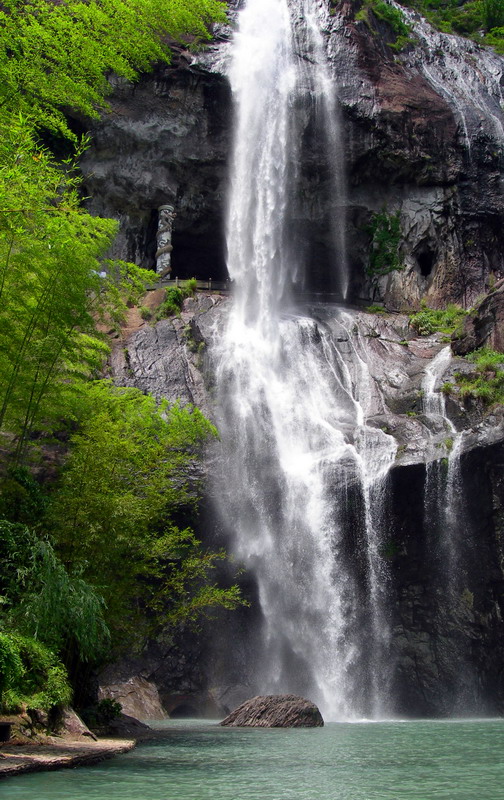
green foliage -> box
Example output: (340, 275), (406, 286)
(98, 260), (153, 329)
(146, 526), (244, 627)
(0, 0), (227, 140)
(357, 0), (413, 48)
(0, 467), (47, 525)
(0, 519), (42, 606)
(484, 0), (504, 28)
(80, 698), (122, 729)
(466, 346), (504, 369)
(409, 302), (467, 336)
(0, 115), (153, 461)
(453, 347), (504, 405)
(0, 632), (24, 696)
(441, 348), (504, 406)
(366, 210), (404, 291)
(139, 305), (153, 320)
(483, 26), (504, 53)
(0, 632), (71, 713)
(155, 280), (198, 320)
(0, 0), (224, 463)
(398, 0), (504, 50)
(0, 0), (241, 699)
(13, 542), (110, 664)
(372, 0), (411, 34)
(46, 381), (242, 646)
(156, 287), (185, 318)
(184, 277), (198, 294)
(0, 519), (110, 665)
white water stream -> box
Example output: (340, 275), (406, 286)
(214, 0), (396, 720)
(422, 348), (476, 710)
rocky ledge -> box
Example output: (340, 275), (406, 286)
(0, 738), (135, 779)
(220, 694), (324, 727)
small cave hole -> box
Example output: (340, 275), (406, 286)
(416, 248), (435, 278)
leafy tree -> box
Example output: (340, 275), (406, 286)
(0, 467), (47, 525)
(46, 381), (243, 647)
(0, 114), (154, 460)
(484, 0), (504, 28)
(0, 519), (110, 668)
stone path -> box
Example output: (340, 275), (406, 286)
(0, 738), (135, 779)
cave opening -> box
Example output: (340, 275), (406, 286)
(416, 247), (435, 278)
(170, 704), (199, 719)
(170, 226), (228, 283)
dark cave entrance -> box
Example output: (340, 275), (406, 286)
(170, 703), (200, 719)
(415, 246), (435, 278)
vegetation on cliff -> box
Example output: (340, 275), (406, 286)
(400, 0), (504, 52)
(365, 210), (405, 294)
(348, 0), (504, 54)
(0, 0), (241, 718)
(409, 303), (468, 336)
(443, 348), (504, 405)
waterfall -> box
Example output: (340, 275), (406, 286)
(422, 348), (477, 712)
(213, 0), (396, 720)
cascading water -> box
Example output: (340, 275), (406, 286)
(213, 0), (396, 720)
(422, 348), (477, 712)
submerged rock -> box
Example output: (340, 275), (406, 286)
(220, 695), (324, 728)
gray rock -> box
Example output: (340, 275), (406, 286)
(220, 695), (324, 728)
(59, 708), (97, 741)
(97, 713), (153, 740)
(98, 676), (167, 721)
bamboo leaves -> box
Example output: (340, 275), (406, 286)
(0, 0), (227, 139)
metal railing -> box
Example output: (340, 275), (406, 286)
(147, 277), (231, 292)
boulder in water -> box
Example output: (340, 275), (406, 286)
(220, 694), (324, 728)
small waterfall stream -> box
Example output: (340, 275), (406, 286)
(214, 0), (397, 720)
(398, 2), (504, 147)
(422, 348), (477, 711)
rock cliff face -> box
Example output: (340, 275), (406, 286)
(87, 1), (504, 717)
(81, 0), (504, 309)
(387, 445), (504, 716)
(80, 47), (232, 282)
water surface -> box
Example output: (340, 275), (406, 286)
(4, 718), (504, 799)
